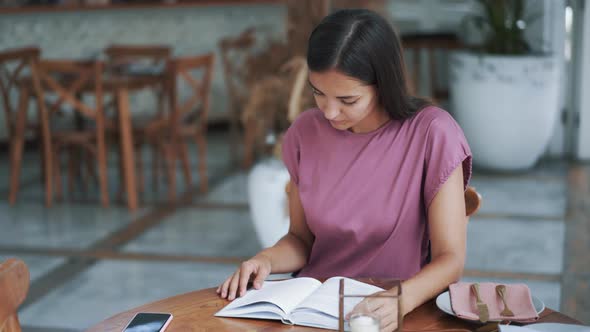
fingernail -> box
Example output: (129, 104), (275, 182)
(254, 282), (260, 288)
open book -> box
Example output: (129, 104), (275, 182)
(214, 277), (384, 330)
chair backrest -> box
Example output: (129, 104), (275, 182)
(465, 186), (482, 217)
(104, 44), (171, 71)
(167, 53), (215, 134)
(218, 28), (257, 116)
(0, 46), (41, 137)
(32, 59), (105, 124)
(0, 258), (30, 332)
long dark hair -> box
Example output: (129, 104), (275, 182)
(307, 9), (430, 120)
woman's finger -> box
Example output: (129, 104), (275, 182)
(252, 261), (270, 289)
(227, 269), (242, 300)
(380, 318), (399, 332)
(238, 261), (255, 297)
(220, 276), (232, 298)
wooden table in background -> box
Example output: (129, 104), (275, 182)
(87, 287), (582, 332)
(105, 74), (164, 211)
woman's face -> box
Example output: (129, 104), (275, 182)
(308, 69), (387, 133)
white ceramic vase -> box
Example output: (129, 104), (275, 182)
(449, 51), (560, 171)
(247, 158), (290, 248)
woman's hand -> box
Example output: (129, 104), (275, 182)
(216, 254), (272, 300)
(346, 290), (399, 332)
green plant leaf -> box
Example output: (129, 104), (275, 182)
(468, 0), (535, 55)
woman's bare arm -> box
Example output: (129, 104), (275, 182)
(258, 180), (314, 273)
(398, 165), (467, 315)
(218, 180), (314, 299)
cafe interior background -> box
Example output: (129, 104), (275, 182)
(0, 0), (589, 330)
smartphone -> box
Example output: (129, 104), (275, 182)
(122, 312), (173, 332)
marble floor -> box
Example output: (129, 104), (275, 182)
(0, 132), (588, 331)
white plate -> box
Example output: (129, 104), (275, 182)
(435, 291), (545, 322)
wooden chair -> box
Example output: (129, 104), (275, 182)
(0, 258), (30, 332)
(31, 59), (110, 207)
(401, 32), (464, 103)
(0, 46), (41, 205)
(465, 186), (482, 217)
(154, 53), (215, 199)
(104, 44), (171, 73)
(103, 44), (171, 195)
(219, 28), (257, 166)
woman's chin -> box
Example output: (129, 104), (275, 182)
(330, 120), (349, 130)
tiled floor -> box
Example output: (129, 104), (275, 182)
(0, 133), (588, 331)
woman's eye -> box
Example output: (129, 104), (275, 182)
(341, 100), (357, 106)
(312, 89), (322, 96)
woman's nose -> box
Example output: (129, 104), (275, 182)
(323, 102), (340, 120)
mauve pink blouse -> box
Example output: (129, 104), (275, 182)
(281, 106), (472, 280)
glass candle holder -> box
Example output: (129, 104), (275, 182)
(338, 278), (402, 332)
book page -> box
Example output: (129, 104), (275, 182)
(291, 277), (385, 322)
(215, 277), (322, 319)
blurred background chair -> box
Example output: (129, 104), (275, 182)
(465, 186), (481, 217)
(103, 44), (172, 196)
(0, 258), (30, 332)
(31, 59), (110, 207)
(218, 28), (257, 167)
(1, 46), (41, 205)
(155, 52), (215, 199)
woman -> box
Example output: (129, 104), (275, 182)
(217, 9), (472, 330)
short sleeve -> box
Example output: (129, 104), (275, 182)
(423, 112), (472, 209)
(281, 125), (300, 185)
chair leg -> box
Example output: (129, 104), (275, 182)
(84, 149), (98, 187)
(39, 98), (53, 208)
(96, 131), (110, 209)
(136, 145), (145, 194)
(164, 144), (177, 202)
(116, 146), (125, 203)
(242, 119), (256, 169)
(53, 145), (63, 201)
(152, 144), (160, 191)
(80, 150), (91, 193)
(67, 148), (76, 194)
(8, 87), (29, 205)
(179, 141), (192, 187)
(229, 106), (240, 166)
(195, 133), (208, 193)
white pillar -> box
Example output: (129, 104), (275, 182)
(577, 0), (590, 159)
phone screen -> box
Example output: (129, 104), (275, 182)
(123, 313), (172, 332)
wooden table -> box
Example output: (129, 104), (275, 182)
(87, 287), (582, 332)
(9, 71), (164, 211)
(106, 73), (165, 211)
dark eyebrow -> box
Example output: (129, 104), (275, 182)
(307, 80), (360, 100)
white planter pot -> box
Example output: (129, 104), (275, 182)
(247, 158), (290, 248)
(449, 51), (560, 171)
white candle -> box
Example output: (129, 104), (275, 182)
(349, 314), (380, 332)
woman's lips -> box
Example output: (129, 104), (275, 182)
(330, 120), (346, 126)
